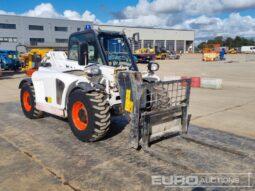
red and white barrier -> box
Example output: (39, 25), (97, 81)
(163, 75), (223, 89)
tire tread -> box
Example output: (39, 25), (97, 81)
(20, 83), (43, 119)
(88, 91), (110, 141)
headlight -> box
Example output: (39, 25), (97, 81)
(85, 66), (101, 76)
(148, 62), (159, 72)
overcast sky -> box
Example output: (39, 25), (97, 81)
(1, 0), (255, 42)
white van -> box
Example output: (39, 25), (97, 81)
(241, 46), (255, 53)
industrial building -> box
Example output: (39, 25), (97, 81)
(0, 14), (195, 53)
(0, 14), (92, 50)
(95, 24), (195, 53)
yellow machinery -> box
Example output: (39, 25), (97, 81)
(155, 46), (170, 60)
(134, 48), (156, 63)
(134, 47), (169, 60)
(155, 52), (168, 60)
(16, 45), (52, 71)
(202, 44), (220, 61)
(134, 47), (179, 61)
(134, 48), (155, 54)
(228, 48), (237, 54)
(203, 52), (219, 61)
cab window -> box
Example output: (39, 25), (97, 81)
(69, 44), (78, 60)
(68, 33), (103, 65)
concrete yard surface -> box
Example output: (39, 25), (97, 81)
(0, 54), (255, 190)
(0, 102), (254, 191)
(138, 54), (255, 139)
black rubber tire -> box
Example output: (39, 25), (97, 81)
(20, 83), (44, 119)
(67, 90), (110, 142)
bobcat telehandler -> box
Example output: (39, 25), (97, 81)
(19, 29), (191, 150)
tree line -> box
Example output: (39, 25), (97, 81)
(197, 36), (255, 50)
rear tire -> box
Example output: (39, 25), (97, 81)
(67, 90), (110, 142)
(20, 83), (44, 119)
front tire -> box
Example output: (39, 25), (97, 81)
(67, 90), (110, 142)
(20, 83), (44, 119)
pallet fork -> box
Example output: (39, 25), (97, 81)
(117, 71), (191, 149)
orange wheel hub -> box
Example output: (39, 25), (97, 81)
(72, 101), (88, 131)
(23, 90), (32, 112)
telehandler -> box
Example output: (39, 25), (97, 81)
(19, 29), (191, 149)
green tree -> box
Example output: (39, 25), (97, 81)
(197, 36), (255, 50)
(197, 42), (207, 50)
(225, 37), (233, 48)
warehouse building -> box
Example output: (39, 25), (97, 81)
(0, 15), (92, 50)
(95, 24), (194, 53)
(0, 15), (195, 53)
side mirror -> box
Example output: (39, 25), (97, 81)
(132, 33), (140, 44)
(79, 43), (88, 66)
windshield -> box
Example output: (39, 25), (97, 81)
(99, 34), (133, 67)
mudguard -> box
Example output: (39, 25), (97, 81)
(65, 81), (98, 105)
(18, 78), (32, 88)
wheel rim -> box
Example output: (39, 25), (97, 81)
(72, 101), (88, 131)
(23, 90), (32, 112)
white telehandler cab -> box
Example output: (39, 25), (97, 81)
(19, 29), (191, 149)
